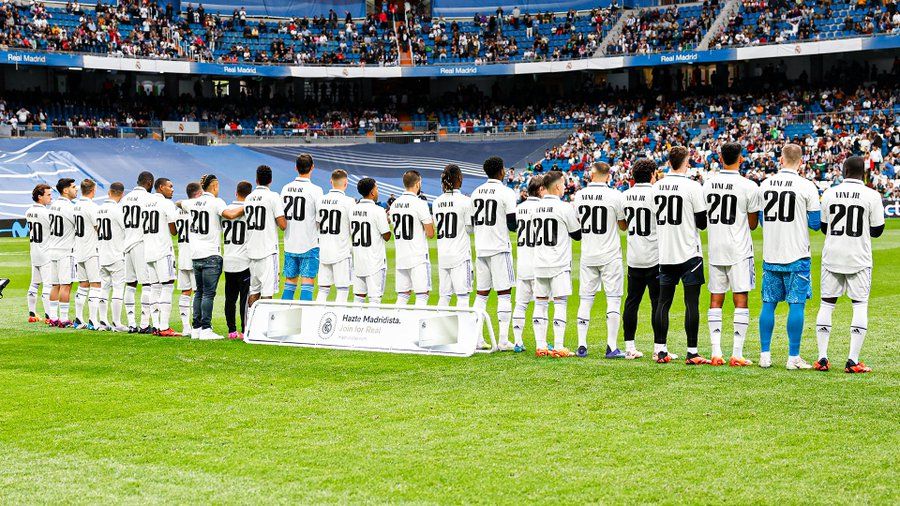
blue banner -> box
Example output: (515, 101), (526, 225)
(402, 63), (517, 78)
(190, 62), (292, 77)
(1, 50), (83, 68)
(197, 0), (364, 18)
(862, 34), (900, 51)
(433, 0), (605, 17)
(624, 48), (737, 68)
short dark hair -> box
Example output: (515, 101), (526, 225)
(721, 142), (743, 166)
(668, 146), (689, 171)
(441, 164), (462, 192)
(109, 182), (125, 196)
(56, 178), (75, 194)
(32, 183), (51, 202)
(402, 170), (421, 190)
(296, 154), (313, 175)
(357, 177), (376, 198)
(483, 156), (504, 179)
(256, 165), (273, 186)
(332, 169), (348, 182)
(843, 156), (866, 180)
(80, 178), (96, 195)
(236, 180), (253, 198)
(137, 171), (154, 188)
(542, 170), (564, 190)
(154, 177), (171, 191)
(199, 174), (217, 191)
(632, 159), (657, 184)
(527, 175), (544, 197)
(185, 182), (202, 198)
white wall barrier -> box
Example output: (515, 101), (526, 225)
(244, 300), (496, 357)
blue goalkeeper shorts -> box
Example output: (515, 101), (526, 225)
(283, 248), (320, 279)
(761, 259), (812, 304)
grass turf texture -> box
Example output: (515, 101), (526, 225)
(0, 224), (898, 503)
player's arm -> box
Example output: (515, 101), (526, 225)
(870, 194), (886, 238)
(378, 211), (392, 242)
(692, 185), (708, 230)
(747, 186), (761, 231)
(615, 198), (627, 231)
(694, 211), (708, 230)
(505, 190), (517, 232)
(419, 201), (435, 239)
(274, 195), (287, 230)
(221, 205), (244, 220)
(805, 184), (821, 231)
(566, 207), (582, 241)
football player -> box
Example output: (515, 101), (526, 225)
(281, 154), (323, 302)
(317, 169), (356, 303)
(121, 171), (155, 332)
(511, 175), (544, 353)
(25, 184), (53, 323)
(95, 182), (128, 331)
(223, 181), (252, 339)
(72, 179), (101, 330)
(143, 177), (180, 336)
(46, 178), (78, 327)
(389, 170), (434, 306)
(432, 164), (474, 307)
(244, 166), (287, 310)
(815, 156), (884, 373)
(350, 178), (392, 304)
(175, 183), (202, 336)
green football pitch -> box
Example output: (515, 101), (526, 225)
(0, 224), (897, 503)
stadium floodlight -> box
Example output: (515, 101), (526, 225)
(0, 278), (8, 298)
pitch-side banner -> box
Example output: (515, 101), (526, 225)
(244, 300), (496, 357)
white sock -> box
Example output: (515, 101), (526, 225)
(606, 295), (621, 351)
(687, 347), (698, 355)
(497, 293), (512, 343)
(179, 294), (192, 332)
(59, 301), (70, 322)
(654, 342), (665, 355)
(316, 286), (330, 303)
(414, 293), (429, 306)
(139, 287), (151, 328)
(158, 283), (174, 330)
(48, 299), (59, 321)
(512, 300), (527, 346)
(625, 339), (636, 352)
(41, 286), (51, 318)
(74, 286), (88, 322)
(733, 308), (750, 358)
(98, 292), (109, 326)
(149, 284), (162, 329)
(438, 295), (451, 306)
(125, 285), (137, 327)
(396, 293), (411, 305)
(111, 285), (124, 327)
(455, 292), (469, 307)
(474, 293), (488, 313)
(760, 351), (771, 363)
(354, 295), (366, 304)
(88, 287), (100, 325)
(849, 301), (868, 363)
(533, 299), (549, 349)
(335, 287), (349, 302)
(708, 307), (723, 357)
(370, 296), (381, 305)
(816, 301), (835, 360)
(576, 295), (593, 348)
(552, 298), (567, 349)
(27, 282), (39, 315)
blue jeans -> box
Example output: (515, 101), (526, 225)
(192, 255), (223, 330)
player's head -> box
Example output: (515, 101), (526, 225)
(32, 183), (52, 205)
(543, 170), (565, 197)
(256, 165), (273, 187)
(403, 170), (422, 193)
(331, 169), (348, 191)
(236, 180), (252, 201)
(56, 178), (77, 199)
(137, 171), (154, 190)
(154, 177), (174, 199)
(527, 174), (544, 198)
(441, 164), (463, 192)
(483, 156), (505, 180)
(720, 142), (743, 169)
(200, 173), (219, 196)
(632, 158), (657, 184)
(296, 153), (314, 176)
(780, 143), (803, 170)
(590, 162), (611, 183)
(185, 182), (202, 199)
(108, 182), (125, 202)
(843, 155), (866, 180)
(80, 179), (96, 199)
(357, 177), (378, 200)
(668, 146), (689, 173)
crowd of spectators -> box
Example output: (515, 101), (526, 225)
(607, 1), (720, 55)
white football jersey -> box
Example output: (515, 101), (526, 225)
(821, 178), (885, 274)
(471, 179), (517, 257)
(73, 197), (100, 262)
(432, 189), (473, 270)
(703, 170), (761, 266)
(120, 186), (153, 253)
(244, 185), (285, 260)
(181, 192), (228, 260)
(515, 197), (541, 280)
(96, 200), (126, 267)
(142, 193), (178, 262)
(532, 195), (580, 278)
(174, 208), (192, 270)
(25, 203), (51, 267)
(653, 173), (706, 265)
(281, 177), (323, 255)
(622, 183), (659, 269)
(350, 199), (391, 277)
(47, 197), (77, 261)
(390, 192), (432, 270)
(573, 183), (625, 266)
(759, 169), (821, 264)
(317, 189), (356, 264)
(222, 201), (249, 273)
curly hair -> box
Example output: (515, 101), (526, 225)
(441, 164), (462, 192)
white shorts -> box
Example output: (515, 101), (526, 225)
(177, 269), (195, 291)
(439, 260), (473, 297)
(124, 243), (150, 285)
(821, 268), (871, 302)
(75, 256), (101, 283)
(708, 258), (756, 294)
(354, 268), (387, 299)
(515, 278), (535, 305)
(579, 261), (624, 297)
(99, 260), (126, 290)
(476, 252), (515, 292)
(31, 263), (53, 286)
(534, 271), (572, 299)
(319, 258), (352, 289)
(49, 255), (76, 285)
(396, 262), (432, 294)
(249, 254), (280, 297)
(147, 254), (176, 284)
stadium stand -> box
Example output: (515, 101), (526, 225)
(606, 2), (721, 55)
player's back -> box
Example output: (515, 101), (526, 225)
(317, 189), (355, 264)
(120, 186), (152, 252)
(350, 199), (390, 277)
(532, 195), (579, 278)
(573, 183), (624, 266)
(653, 173), (705, 265)
(244, 186), (284, 260)
(821, 179), (885, 274)
(471, 179), (517, 257)
(281, 177), (323, 254)
(26, 204), (51, 267)
(703, 170), (759, 266)
(515, 196), (541, 279)
(432, 189), (472, 269)
(73, 197), (100, 262)
(142, 193), (177, 262)
(174, 207), (192, 270)
(222, 201), (248, 272)
(622, 183), (658, 268)
(389, 192), (431, 269)
(47, 197), (76, 258)
(759, 169), (820, 264)
(182, 192), (227, 259)
(96, 200), (126, 266)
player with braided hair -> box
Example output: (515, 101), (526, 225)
(432, 164), (474, 308)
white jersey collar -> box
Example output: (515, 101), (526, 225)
(634, 183), (652, 187)
(132, 186), (147, 192)
(486, 178), (502, 184)
(255, 185), (270, 190)
(329, 189), (346, 195)
(588, 182), (608, 187)
(526, 196), (541, 201)
(666, 172), (687, 178)
(542, 194), (561, 200)
(779, 169), (798, 175)
(402, 191), (418, 197)
(295, 177), (311, 182)
(721, 169), (740, 174)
